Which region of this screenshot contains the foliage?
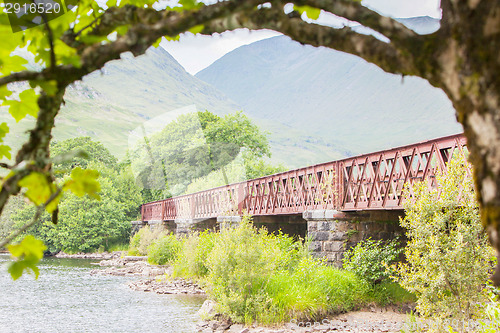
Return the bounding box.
[477,287,500,332]
[342,237,401,285]
[147,234,182,265]
[393,155,495,321]
[128,225,167,256]
[0,0,497,287]
[50,137,118,176]
[11,139,142,253]
[162,217,409,324]
[173,230,217,278]
[129,110,282,197]
[0,195,27,239]
[7,235,46,280]
[243,157,287,180]
[262,257,369,323]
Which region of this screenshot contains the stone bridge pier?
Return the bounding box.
[303,210,405,267]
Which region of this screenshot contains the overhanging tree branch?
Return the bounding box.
[203,7,420,76]
[292,0,421,42]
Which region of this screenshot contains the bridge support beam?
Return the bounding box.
[131,220,146,237]
[216,216,242,230]
[303,210,405,267]
[174,218,218,236]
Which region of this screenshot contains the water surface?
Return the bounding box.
[0,254,205,332]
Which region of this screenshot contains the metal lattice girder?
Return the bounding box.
[140,134,468,221]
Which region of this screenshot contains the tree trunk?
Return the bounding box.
[430,1,500,285]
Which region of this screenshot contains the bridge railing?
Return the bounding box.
[141,133,468,221]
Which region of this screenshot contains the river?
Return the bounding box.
[0,254,205,332]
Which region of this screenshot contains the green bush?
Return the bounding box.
[147,234,181,265]
[173,231,217,278]
[394,154,496,321]
[342,237,401,285]
[205,218,291,323]
[165,216,416,325]
[128,226,166,256]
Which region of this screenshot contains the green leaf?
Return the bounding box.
[7,235,47,280]
[188,24,204,35]
[64,167,101,199]
[294,5,321,20]
[19,172,60,212]
[115,25,130,36]
[54,41,81,67]
[39,80,59,96]
[0,86,12,101]
[106,0,117,7]
[30,80,58,96]
[0,145,12,160]
[3,89,39,122]
[152,37,162,48]
[0,122,9,141]
[178,0,201,10]
[78,35,109,44]
[164,35,180,41]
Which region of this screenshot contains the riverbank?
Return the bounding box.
[195,309,409,333]
[91,255,205,294]
[92,255,412,333]
[55,251,125,260]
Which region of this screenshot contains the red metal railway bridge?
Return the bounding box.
[140,133,468,222]
[137,133,468,265]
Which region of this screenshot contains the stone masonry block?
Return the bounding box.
[336,222,351,232]
[311,231,330,241]
[318,221,332,231]
[309,241,322,252]
[324,210,340,219]
[307,221,318,232]
[330,231,346,241]
[324,241,344,252]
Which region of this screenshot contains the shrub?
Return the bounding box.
[342,237,401,285]
[167,215,415,325]
[393,154,496,321]
[205,217,287,323]
[173,231,217,278]
[128,226,166,256]
[147,234,182,265]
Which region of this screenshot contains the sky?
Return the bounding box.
[160,0,441,75]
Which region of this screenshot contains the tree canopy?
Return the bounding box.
[1,0,500,282]
[11,138,141,254]
[130,110,281,198]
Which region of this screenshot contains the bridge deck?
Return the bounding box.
[141,133,467,221]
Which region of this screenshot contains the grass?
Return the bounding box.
[107,243,129,252]
[137,217,415,325]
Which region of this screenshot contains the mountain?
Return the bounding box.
[3,17,461,170]
[196,19,461,167]
[2,47,240,158]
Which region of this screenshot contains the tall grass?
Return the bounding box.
[128,226,167,256]
[147,234,181,265]
[137,216,414,324]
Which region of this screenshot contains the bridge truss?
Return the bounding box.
[141,133,468,221]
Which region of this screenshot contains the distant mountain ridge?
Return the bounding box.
[196,17,461,167]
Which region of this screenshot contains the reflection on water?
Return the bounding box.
[0,254,205,333]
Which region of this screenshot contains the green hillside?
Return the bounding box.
[1,47,240,159]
